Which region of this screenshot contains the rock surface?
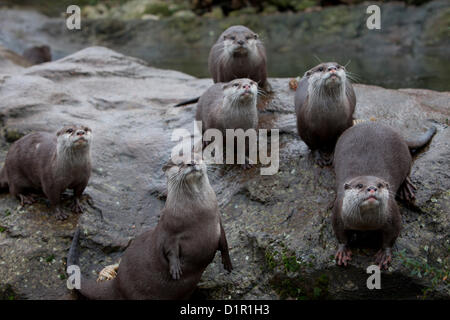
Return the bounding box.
[0,47,448,300]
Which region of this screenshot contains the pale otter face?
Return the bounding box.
[341,176,390,228]
[56,125,92,150]
[305,62,347,90]
[223,78,258,103]
[222,27,259,57]
[163,155,207,187]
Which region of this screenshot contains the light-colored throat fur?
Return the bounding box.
[165,173,217,215]
[222,95,258,130]
[308,79,346,111]
[341,189,389,230]
[55,141,91,174]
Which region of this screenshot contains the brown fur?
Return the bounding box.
[22,45,51,65]
[67,159,232,300]
[208,25,268,89]
[295,62,356,166]
[0,125,92,220]
[332,122,436,268]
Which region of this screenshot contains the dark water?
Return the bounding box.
[1,1,449,91]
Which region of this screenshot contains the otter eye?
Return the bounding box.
[377,183,383,188]
[66,128,73,134]
[233,83,239,87]
[84,127,90,132]
[230,36,236,41]
[318,67,324,72]
[336,65,341,69]
[356,184,363,189]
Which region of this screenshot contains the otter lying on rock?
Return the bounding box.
[295,62,356,166]
[67,157,232,299]
[0,125,92,220]
[332,122,436,269]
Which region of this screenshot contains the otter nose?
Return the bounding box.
[328,66,338,73]
[242,84,251,90]
[237,40,245,46]
[76,130,85,136]
[367,186,377,193]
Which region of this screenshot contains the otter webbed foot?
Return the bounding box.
[375,248,392,270]
[54,207,68,220]
[314,150,333,167]
[170,260,183,280]
[19,194,37,206]
[335,244,352,266]
[71,198,84,214]
[398,176,416,202]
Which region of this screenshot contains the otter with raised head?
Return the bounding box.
[196,78,258,168]
[0,125,92,220]
[295,62,356,166]
[67,157,233,300]
[174,25,267,107]
[332,122,436,269]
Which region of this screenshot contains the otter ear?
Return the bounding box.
[305,71,311,77]
[344,183,351,190]
[162,161,174,173]
[254,34,258,39]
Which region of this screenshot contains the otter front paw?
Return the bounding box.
[19,194,36,206]
[71,199,84,214]
[170,261,183,280]
[97,263,120,282]
[55,208,68,220]
[315,150,333,167]
[375,248,392,270]
[335,244,352,266]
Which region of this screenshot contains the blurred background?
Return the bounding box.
[0,0,449,91]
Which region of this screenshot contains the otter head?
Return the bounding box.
[56,125,92,152]
[305,62,347,94]
[223,78,258,105]
[222,26,260,58]
[341,176,390,229]
[163,154,210,194]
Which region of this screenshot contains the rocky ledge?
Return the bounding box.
[0,47,448,300]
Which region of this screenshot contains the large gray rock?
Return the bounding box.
[0,47,448,300]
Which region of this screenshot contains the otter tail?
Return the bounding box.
[174,97,200,107]
[67,228,120,300]
[405,126,437,152]
[0,166,8,191]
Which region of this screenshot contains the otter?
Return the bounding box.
[0,125,92,220]
[67,157,233,300]
[332,122,436,269]
[196,78,258,168]
[22,45,51,65]
[174,25,268,107]
[295,62,356,166]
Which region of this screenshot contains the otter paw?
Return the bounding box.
[19,194,36,206]
[335,245,352,266]
[71,201,84,214]
[55,209,68,220]
[170,262,183,280]
[315,150,333,167]
[375,249,392,270]
[97,263,119,282]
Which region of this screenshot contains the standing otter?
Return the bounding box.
[0,125,92,220]
[22,45,51,65]
[209,25,268,89]
[174,25,268,107]
[332,122,436,269]
[295,62,356,166]
[196,78,258,168]
[67,157,233,299]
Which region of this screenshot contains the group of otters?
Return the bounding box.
[0,26,436,299]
